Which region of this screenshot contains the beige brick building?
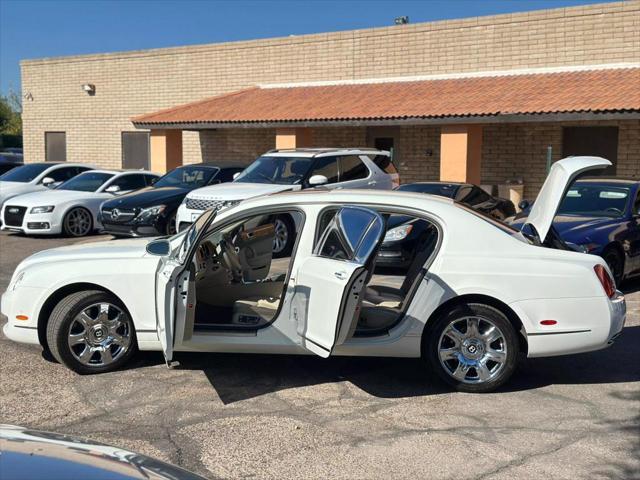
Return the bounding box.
[21,1,640,200]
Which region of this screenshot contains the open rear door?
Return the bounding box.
[292,207,385,357]
[524,156,611,243]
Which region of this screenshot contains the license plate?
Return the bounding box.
[191,213,200,222]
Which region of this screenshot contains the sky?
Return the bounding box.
[0,0,618,95]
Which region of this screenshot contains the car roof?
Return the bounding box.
[263,148,389,158]
[576,177,639,186]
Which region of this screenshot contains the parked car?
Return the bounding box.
[176,148,400,256]
[1,170,159,237]
[511,178,640,285]
[0,156,23,176]
[2,157,626,393]
[100,163,242,237]
[376,214,438,269]
[0,424,207,480]
[0,148,24,164]
[396,182,516,220]
[0,162,93,209]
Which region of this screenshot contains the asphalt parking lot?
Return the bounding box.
[0,230,638,479]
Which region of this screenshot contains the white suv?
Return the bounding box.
[176,148,399,256]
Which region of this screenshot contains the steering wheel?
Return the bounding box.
[219,237,243,283]
[605,207,623,215]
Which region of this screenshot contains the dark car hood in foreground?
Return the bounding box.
[102,186,188,210]
[0,425,208,480]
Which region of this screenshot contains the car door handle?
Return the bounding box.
[334,271,348,280]
[368,181,377,186]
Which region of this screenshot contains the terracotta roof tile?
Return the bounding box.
[133,68,640,125]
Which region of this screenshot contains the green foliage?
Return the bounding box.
[0,90,22,135]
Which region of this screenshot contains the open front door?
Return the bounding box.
[292,207,385,357]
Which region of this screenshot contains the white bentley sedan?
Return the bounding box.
[1,157,626,392]
[1,170,159,237]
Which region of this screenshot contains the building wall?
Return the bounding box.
[20,1,640,168]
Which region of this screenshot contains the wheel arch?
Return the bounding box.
[37,282,122,350]
[421,293,528,356]
[61,204,95,231]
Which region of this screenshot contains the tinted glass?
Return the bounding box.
[558,185,630,217]
[111,174,148,191]
[47,166,85,183]
[154,165,218,189]
[308,156,339,184]
[316,207,381,263]
[353,215,384,264]
[457,186,491,206]
[0,163,52,182]
[58,172,114,192]
[634,191,640,216]
[340,155,368,182]
[217,168,243,183]
[371,154,398,175]
[339,208,374,251]
[144,174,158,186]
[235,156,314,185]
[396,183,459,198]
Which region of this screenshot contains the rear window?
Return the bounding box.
[370,154,398,176]
[456,203,525,238]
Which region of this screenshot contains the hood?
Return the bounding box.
[524,156,611,243]
[0,182,41,204]
[103,186,187,210]
[18,237,151,270]
[0,425,207,480]
[5,188,102,207]
[187,182,299,201]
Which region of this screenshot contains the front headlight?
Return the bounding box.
[221,200,241,209]
[383,224,413,243]
[136,205,166,221]
[30,206,54,214]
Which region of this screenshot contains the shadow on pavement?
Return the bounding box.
[126,325,640,404]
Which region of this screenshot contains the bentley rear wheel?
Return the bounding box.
[46,290,137,374]
[425,303,519,393]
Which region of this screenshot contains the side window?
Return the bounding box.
[145,174,158,186]
[461,186,491,206]
[339,155,369,182]
[215,168,237,183]
[46,167,79,183]
[370,154,398,176]
[111,174,147,191]
[634,191,640,216]
[309,156,339,184]
[315,207,383,262]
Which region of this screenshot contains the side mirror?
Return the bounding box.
[308,174,328,186]
[146,238,171,256]
[233,172,241,180]
[149,177,158,185]
[105,185,121,194]
[41,177,55,187]
[518,200,530,211]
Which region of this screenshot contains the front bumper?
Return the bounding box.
[0,211,61,235]
[1,288,41,346]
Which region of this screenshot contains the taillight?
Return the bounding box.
[594,264,616,298]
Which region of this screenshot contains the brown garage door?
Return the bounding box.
[562,126,618,175]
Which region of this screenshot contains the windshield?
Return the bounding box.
[234,156,314,185]
[0,163,52,183]
[558,184,630,217]
[396,183,459,198]
[154,165,218,189]
[58,172,114,192]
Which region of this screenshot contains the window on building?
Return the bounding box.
[339,155,369,182]
[309,156,339,184]
[563,127,618,176]
[122,132,150,169]
[45,132,66,162]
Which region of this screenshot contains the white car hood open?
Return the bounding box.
[18,238,151,270]
[525,156,611,242]
[187,182,300,202]
[6,189,101,208]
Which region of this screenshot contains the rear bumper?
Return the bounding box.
[519,291,626,358]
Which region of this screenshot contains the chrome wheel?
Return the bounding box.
[65,208,92,236]
[438,316,507,384]
[272,218,289,254]
[67,302,132,367]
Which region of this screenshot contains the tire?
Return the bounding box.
[602,247,624,287]
[165,212,177,236]
[62,207,93,237]
[46,290,137,374]
[424,302,519,393]
[272,214,295,258]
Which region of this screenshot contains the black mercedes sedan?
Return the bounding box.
[100,163,243,236]
[396,182,516,220]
